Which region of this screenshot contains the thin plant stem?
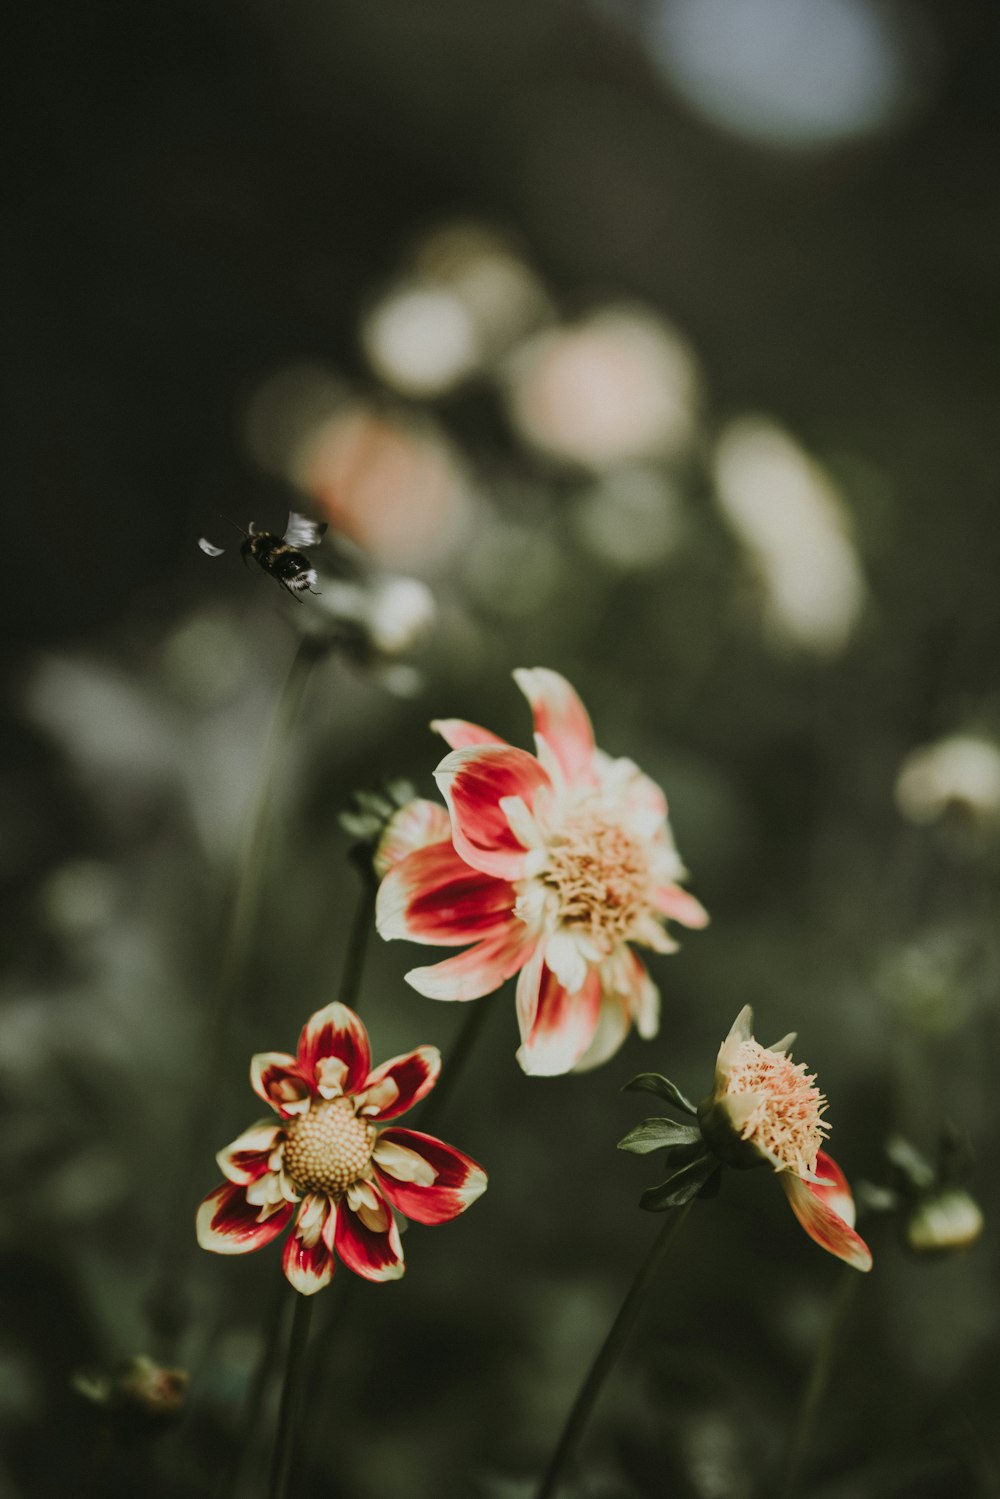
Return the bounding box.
[534,1202,694,1499]
[413,999,493,1138]
[146,634,324,1354]
[779,1266,860,1499]
[267,1292,315,1499]
[217,1280,288,1499]
[337,877,376,1010]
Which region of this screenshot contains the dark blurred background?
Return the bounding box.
[4,2,1000,1495]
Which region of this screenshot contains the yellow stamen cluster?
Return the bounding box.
[281,1097,376,1196]
[542,809,650,954]
[723,1039,829,1177]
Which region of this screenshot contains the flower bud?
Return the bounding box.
[904,1188,984,1257]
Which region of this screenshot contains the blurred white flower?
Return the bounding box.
[895,735,1000,825]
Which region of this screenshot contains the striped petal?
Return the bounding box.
[373,1128,488,1225]
[432,718,507,750]
[781,1152,873,1272]
[516,961,603,1076]
[513,668,597,786]
[376,841,516,947]
[334,1187,405,1281]
[196,1181,293,1256]
[654,884,710,930]
[282,1195,337,1294]
[406,922,538,1002]
[434,745,552,879]
[250,1053,313,1118]
[296,1002,371,1098]
[572,993,631,1072]
[374,799,451,878]
[358,1045,441,1120]
[216,1121,284,1185]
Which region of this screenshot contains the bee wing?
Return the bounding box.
[283,511,328,549]
[198,538,226,557]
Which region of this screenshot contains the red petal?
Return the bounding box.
[781,1153,873,1272]
[516,960,603,1076]
[359,1045,441,1120]
[376,841,516,947]
[512,668,597,785]
[434,745,551,878]
[374,1128,488,1225]
[195,1182,293,1255]
[334,1192,405,1281]
[282,1199,337,1294]
[249,1053,313,1118]
[406,922,538,1002]
[654,884,710,930]
[216,1121,284,1185]
[296,1003,371,1097]
[432,718,507,750]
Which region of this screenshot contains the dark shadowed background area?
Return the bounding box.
[4,2,1000,1495]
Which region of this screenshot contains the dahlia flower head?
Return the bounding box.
[196,1002,487,1294]
[620,1006,873,1271]
[376,668,708,1076]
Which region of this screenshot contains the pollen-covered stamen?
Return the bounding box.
[281,1097,376,1196]
[539,808,652,954]
[723,1039,830,1177]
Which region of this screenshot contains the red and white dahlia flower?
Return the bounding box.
[703,1006,872,1271]
[196,1002,487,1294]
[376,668,708,1076]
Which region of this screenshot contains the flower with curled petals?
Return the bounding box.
[376,668,708,1076]
[620,1006,872,1271]
[196,1002,487,1294]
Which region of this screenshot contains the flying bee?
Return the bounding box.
[198,512,328,599]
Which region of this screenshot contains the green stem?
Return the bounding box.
[779,1267,859,1499]
[338,879,376,1010]
[146,635,324,1354]
[534,1202,693,1499]
[267,1292,315,1499]
[413,999,492,1139]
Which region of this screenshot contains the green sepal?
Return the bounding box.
[617,1118,704,1155]
[639,1152,720,1212]
[622,1072,698,1117]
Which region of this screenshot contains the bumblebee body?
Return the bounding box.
[199,512,327,598]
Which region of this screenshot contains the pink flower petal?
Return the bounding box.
[654,884,710,930]
[512,668,597,786]
[195,1182,293,1256]
[374,799,451,877]
[282,1197,337,1294]
[516,961,603,1076]
[406,922,538,1002]
[250,1053,313,1118]
[334,1189,405,1281]
[432,718,507,750]
[435,745,552,879]
[376,841,517,947]
[373,1128,488,1225]
[216,1121,284,1185]
[296,1003,371,1098]
[359,1045,442,1120]
[781,1153,873,1272]
[572,993,631,1071]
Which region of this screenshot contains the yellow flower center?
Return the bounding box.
[281,1097,376,1196]
[724,1039,829,1176]
[541,808,651,954]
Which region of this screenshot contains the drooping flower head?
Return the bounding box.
[376,668,708,1076]
[196,1002,487,1294]
[619,1006,872,1271]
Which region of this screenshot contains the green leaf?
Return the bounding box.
[639,1153,719,1212]
[622,1072,698,1117]
[617,1118,704,1155]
